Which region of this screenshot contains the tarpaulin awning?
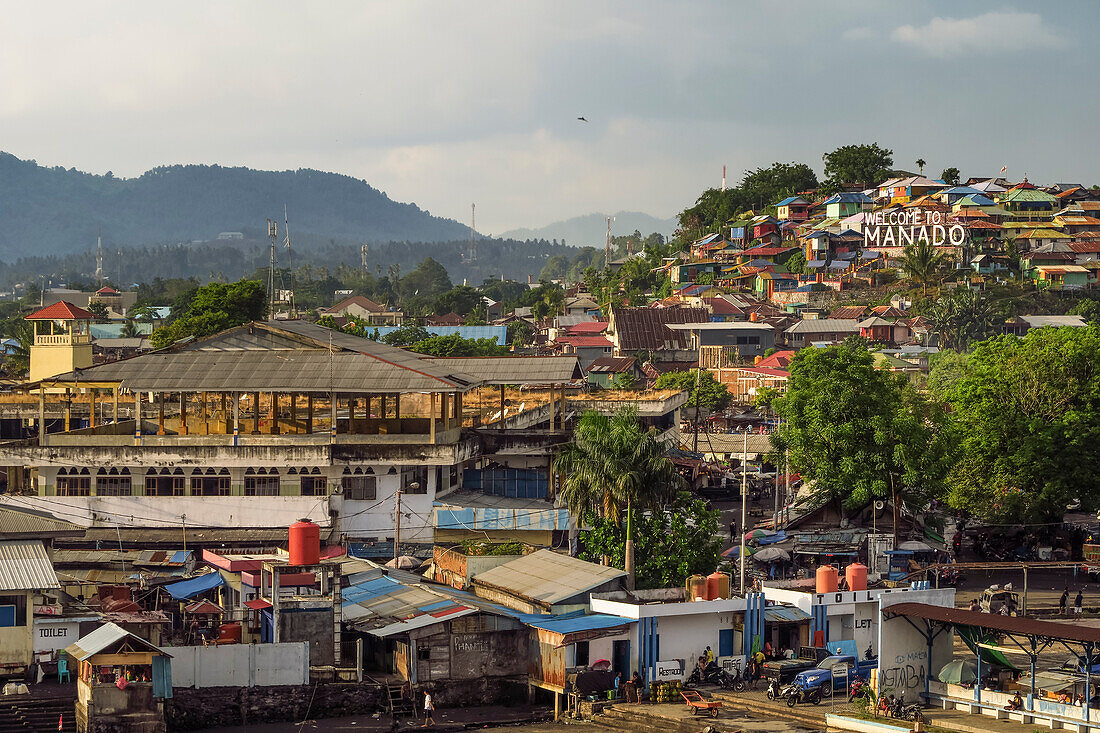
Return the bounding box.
[164,572,225,600]
[524,613,635,647]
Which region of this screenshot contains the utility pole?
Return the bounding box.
[740,429,748,595]
[692,328,702,453]
[393,488,402,562]
[784,446,790,526]
[773,416,781,529]
[267,219,277,320]
[284,205,294,318]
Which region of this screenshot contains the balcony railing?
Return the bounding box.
[35,333,91,346]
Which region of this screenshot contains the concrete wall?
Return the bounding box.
[0,591,32,669]
[875,590,955,697]
[278,609,334,666]
[170,642,309,688]
[167,682,386,731]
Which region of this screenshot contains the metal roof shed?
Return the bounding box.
[0,539,60,591]
[470,549,627,613]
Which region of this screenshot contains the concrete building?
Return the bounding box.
[0,539,63,677]
[26,301,94,382]
[3,321,583,552]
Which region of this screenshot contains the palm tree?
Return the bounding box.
[928,289,1000,350]
[1,322,33,376]
[901,239,948,296]
[916,158,926,175]
[120,319,139,338]
[554,406,683,589]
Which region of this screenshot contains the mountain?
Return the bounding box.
[0,152,472,261]
[499,211,677,247]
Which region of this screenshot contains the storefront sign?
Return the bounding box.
[33,604,61,616]
[864,209,966,249]
[654,659,685,681]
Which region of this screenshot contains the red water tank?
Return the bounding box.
[816,565,839,594]
[845,562,868,592]
[288,518,320,566]
[706,572,731,600]
[217,622,242,644]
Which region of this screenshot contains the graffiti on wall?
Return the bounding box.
[880,649,927,693]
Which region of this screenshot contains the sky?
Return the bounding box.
[1,1,1098,235]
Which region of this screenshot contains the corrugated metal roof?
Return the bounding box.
[0,540,60,591]
[523,613,634,634]
[0,505,83,539]
[883,603,1100,644]
[471,550,625,606]
[610,307,709,352]
[423,356,581,384]
[785,319,860,335]
[678,432,773,455]
[765,605,812,622]
[65,621,170,661]
[42,321,481,393]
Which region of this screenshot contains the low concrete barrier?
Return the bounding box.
[826,713,912,733]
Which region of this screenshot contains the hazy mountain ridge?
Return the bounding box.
[0,152,473,261]
[500,211,676,247]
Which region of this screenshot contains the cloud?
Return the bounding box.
[891,10,1065,58]
[842,27,874,42]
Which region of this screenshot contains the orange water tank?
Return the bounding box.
[288,518,320,566]
[816,565,839,594]
[706,572,731,600]
[687,574,707,601]
[217,622,242,644]
[845,562,868,592]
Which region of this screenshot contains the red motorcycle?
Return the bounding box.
[848,676,867,702]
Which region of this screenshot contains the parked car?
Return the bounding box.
[979,586,1020,615]
[790,654,878,696]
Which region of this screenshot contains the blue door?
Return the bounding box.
[718,629,735,658]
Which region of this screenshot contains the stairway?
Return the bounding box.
[710,689,829,728]
[386,684,415,720]
[0,698,76,733]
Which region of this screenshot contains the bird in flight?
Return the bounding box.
[577,116,588,122]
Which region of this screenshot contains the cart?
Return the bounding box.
[681,689,722,718]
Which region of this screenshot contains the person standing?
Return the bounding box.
[1076,589,1084,616]
[1060,587,1069,616]
[421,691,435,728]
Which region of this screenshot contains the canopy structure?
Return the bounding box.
[164,572,225,601]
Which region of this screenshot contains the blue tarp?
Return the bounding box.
[521,613,634,634]
[164,572,224,600]
[757,530,787,546]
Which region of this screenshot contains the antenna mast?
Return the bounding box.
[284,204,294,318]
[266,219,277,320]
[95,231,104,283]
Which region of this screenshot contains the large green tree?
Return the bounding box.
[150,279,266,348]
[822,143,894,189]
[554,406,683,588]
[927,289,1001,350]
[945,326,1100,522]
[580,491,722,590]
[773,338,953,540]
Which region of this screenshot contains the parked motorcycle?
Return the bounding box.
[848,677,867,703]
[784,682,822,707]
[686,661,740,690]
[766,678,783,701]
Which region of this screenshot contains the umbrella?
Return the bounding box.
[385,555,422,570]
[722,545,753,559]
[898,540,934,553]
[591,659,611,671]
[938,659,978,684]
[753,547,791,563]
[744,529,776,542]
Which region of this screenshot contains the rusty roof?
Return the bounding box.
[610,307,709,352]
[883,602,1100,644]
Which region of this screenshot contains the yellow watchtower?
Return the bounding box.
[26,301,94,382]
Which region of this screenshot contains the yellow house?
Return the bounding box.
[27,301,94,382]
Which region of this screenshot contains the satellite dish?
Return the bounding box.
[875,501,885,510]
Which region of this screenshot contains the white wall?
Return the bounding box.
[0,494,327,528]
[170,642,310,688]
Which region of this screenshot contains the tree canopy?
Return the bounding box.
[677,162,818,240]
[944,326,1100,522]
[653,369,732,411]
[150,279,267,348]
[773,338,953,527]
[822,143,894,190]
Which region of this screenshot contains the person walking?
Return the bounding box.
[1060,587,1069,616]
[1076,589,1084,616]
[421,691,435,727]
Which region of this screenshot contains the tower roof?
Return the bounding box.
[25,301,95,320]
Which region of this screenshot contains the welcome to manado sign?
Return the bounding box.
[864,209,967,251]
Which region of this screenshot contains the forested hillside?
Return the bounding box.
[0,152,472,260]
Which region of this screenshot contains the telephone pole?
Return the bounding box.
[740,429,748,594]
[393,489,402,562]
